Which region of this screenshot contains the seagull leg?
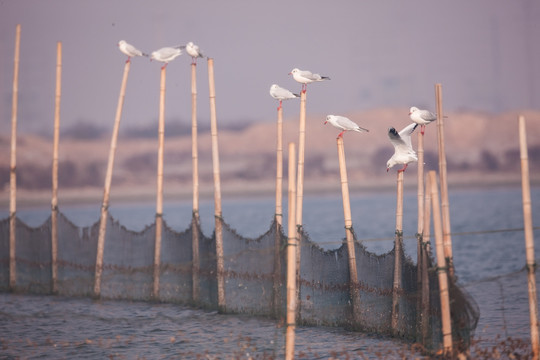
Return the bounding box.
[398,164,408,173]
[302,84,307,94]
[126,57,131,64]
[421,125,425,135]
[278,100,282,111]
[337,131,344,139]
[161,63,168,70]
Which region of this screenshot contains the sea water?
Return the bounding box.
[1,186,539,358]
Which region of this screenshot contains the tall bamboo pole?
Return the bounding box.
[421,172,432,344]
[416,127,425,337]
[429,170,453,355]
[518,115,539,359]
[435,84,454,276]
[9,24,21,291]
[336,137,361,323]
[208,58,225,310]
[51,41,62,294]
[153,66,166,299]
[285,142,297,360]
[273,101,284,316]
[191,62,201,303]
[391,170,404,332]
[93,57,131,298]
[295,90,307,311]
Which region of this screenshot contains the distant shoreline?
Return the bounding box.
[2,172,537,209]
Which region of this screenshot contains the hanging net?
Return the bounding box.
[0,211,479,354]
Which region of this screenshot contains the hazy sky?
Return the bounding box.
[1,0,539,134]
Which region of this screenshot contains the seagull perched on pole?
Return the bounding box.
[409,106,437,135]
[177,41,204,65]
[386,123,419,173]
[324,115,369,139]
[288,68,330,93]
[150,46,183,69]
[117,40,148,63]
[269,84,299,110]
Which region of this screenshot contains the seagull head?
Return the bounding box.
[289,68,299,76]
[409,106,419,116]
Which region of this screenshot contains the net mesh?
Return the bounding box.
[0,211,479,353]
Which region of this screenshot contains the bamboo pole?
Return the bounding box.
[429,170,453,355]
[273,101,284,316]
[9,24,21,291]
[285,142,297,360]
[51,41,62,294]
[416,125,425,337]
[391,170,404,332]
[93,57,131,298]
[295,90,307,311]
[153,66,166,299]
[435,84,454,276]
[421,171,432,344]
[336,137,361,323]
[518,115,540,359]
[191,62,200,303]
[208,58,225,310]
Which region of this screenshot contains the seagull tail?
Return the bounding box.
[322,76,331,80]
[293,93,300,98]
[142,53,149,57]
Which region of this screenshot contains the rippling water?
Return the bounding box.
[1,186,539,358]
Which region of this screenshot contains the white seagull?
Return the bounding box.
[288,68,330,93]
[409,106,437,135]
[386,123,419,173]
[150,47,183,68]
[324,115,369,139]
[269,84,300,110]
[178,41,204,65]
[118,40,148,62]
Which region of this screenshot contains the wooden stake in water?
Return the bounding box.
[285,142,297,360]
[273,99,284,316]
[416,124,425,337]
[336,137,361,324]
[51,41,62,294]
[94,57,131,298]
[208,58,225,310]
[518,115,540,359]
[429,170,453,355]
[391,170,404,332]
[421,172,432,344]
[9,24,21,291]
[191,61,201,303]
[435,84,454,276]
[153,66,167,299]
[295,90,307,310]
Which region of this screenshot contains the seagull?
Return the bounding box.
[117,40,148,63]
[288,68,330,93]
[386,123,419,173]
[269,84,300,110]
[409,106,437,135]
[324,115,369,139]
[150,47,183,68]
[178,41,204,65]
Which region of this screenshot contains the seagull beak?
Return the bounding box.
[288,72,292,75]
[324,121,327,125]
[386,168,389,172]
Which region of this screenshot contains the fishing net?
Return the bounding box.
[0,211,479,354]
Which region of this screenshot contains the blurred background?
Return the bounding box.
[1,0,539,200]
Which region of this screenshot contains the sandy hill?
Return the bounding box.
[1,108,539,204]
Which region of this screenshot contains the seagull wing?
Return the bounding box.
[397,123,418,149]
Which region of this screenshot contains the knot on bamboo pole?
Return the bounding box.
[395,229,403,237]
[51,204,59,212]
[435,266,448,274]
[526,262,537,273]
[214,214,224,221]
[296,224,303,233]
